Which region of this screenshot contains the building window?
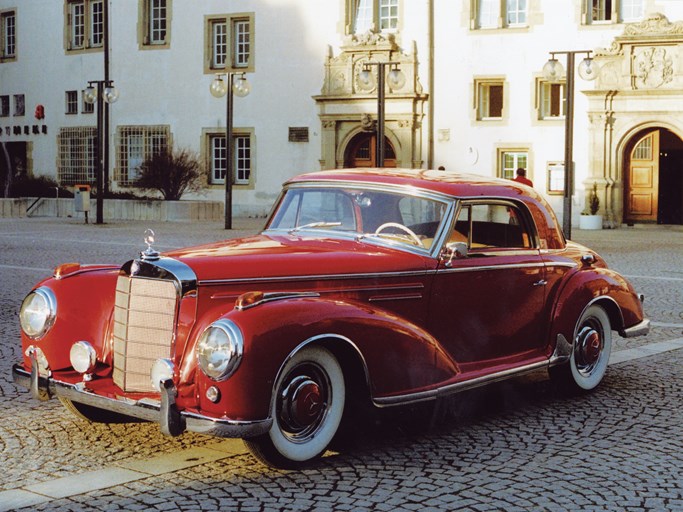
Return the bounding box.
[141,0,169,47]
[500,150,528,180]
[472,0,527,29]
[1,9,16,61]
[620,0,643,21]
[13,94,24,116]
[205,13,253,73]
[351,0,399,33]
[66,0,104,51]
[591,0,611,22]
[475,80,504,120]
[208,132,252,185]
[57,127,97,185]
[116,125,170,186]
[66,91,78,114]
[537,80,566,119]
[0,95,9,117]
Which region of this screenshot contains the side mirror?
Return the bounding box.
[444,241,468,267]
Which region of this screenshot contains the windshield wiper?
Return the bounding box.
[289,221,342,234]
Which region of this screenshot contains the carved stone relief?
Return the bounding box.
[632,46,673,89]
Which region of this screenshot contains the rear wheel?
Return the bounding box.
[244,346,345,468]
[550,304,612,393]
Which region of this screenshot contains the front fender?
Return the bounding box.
[192,297,458,420]
[549,266,646,351]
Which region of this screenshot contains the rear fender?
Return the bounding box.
[549,267,644,352]
[191,296,458,420]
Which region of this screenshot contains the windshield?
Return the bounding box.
[267,185,451,251]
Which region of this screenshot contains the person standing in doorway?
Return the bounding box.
[513,168,533,187]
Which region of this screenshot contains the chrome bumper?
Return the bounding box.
[12,363,272,439]
[619,318,651,338]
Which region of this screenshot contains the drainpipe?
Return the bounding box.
[103,0,111,194]
[427,0,435,169]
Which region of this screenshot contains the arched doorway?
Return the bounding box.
[345,133,396,168]
[624,128,683,224]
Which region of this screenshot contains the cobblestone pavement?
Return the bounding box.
[0,218,681,511]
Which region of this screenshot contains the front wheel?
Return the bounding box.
[550,304,612,393]
[244,346,345,468]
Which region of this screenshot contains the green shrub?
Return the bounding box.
[9,175,74,198]
[135,148,206,201]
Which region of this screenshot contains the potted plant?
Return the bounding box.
[579,183,603,230]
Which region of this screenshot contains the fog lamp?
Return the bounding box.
[70,341,97,374]
[206,386,221,403]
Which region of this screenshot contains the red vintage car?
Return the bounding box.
[13,169,649,467]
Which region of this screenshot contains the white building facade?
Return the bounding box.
[1,0,683,226]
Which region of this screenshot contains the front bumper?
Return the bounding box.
[619,318,651,338]
[12,363,272,439]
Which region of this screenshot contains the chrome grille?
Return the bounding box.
[113,275,178,392]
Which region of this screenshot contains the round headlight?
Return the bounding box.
[196,320,243,380]
[70,341,97,374]
[20,287,57,339]
[151,358,175,392]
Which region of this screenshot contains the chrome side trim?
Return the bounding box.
[200,269,433,286]
[373,359,550,407]
[619,318,651,338]
[235,291,320,311]
[12,364,272,439]
[436,262,546,275]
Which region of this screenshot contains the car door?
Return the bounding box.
[428,200,547,367]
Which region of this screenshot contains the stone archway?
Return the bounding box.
[586,13,683,226]
[344,132,397,168]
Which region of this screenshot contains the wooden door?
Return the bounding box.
[625,130,659,223]
[347,134,396,168]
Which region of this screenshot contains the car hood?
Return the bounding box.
[164,234,432,282]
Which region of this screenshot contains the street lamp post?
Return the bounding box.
[210,73,251,230]
[84,80,119,225]
[543,51,597,238]
[359,62,405,167]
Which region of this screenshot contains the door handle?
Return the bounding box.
[533,279,547,287]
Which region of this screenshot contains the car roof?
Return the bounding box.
[286,168,566,250]
[289,168,534,200]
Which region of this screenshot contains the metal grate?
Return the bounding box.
[57,127,97,185]
[113,275,177,392]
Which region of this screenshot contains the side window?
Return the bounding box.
[452,202,533,249]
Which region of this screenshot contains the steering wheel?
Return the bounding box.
[374,222,424,247]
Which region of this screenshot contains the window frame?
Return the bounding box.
[0,95,9,117]
[453,200,536,252]
[536,78,567,120]
[346,0,400,35]
[65,0,104,53]
[470,0,529,30]
[0,9,17,62]
[66,90,78,115]
[139,0,171,49]
[57,126,98,185]
[204,12,254,74]
[13,93,24,117]
[115,125,171,186]
[498,149,529,181]
[474,78,505,121]
[205,128,254,187]
[583,0,643,24]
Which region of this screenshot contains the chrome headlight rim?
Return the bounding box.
[196,319,244,381]
[20,287,57,340]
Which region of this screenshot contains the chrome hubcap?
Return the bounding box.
[277,364,330,443]
[575,321,603,376]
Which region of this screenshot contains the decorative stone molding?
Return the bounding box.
[315,29,427,170]
[622,13,683,38]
